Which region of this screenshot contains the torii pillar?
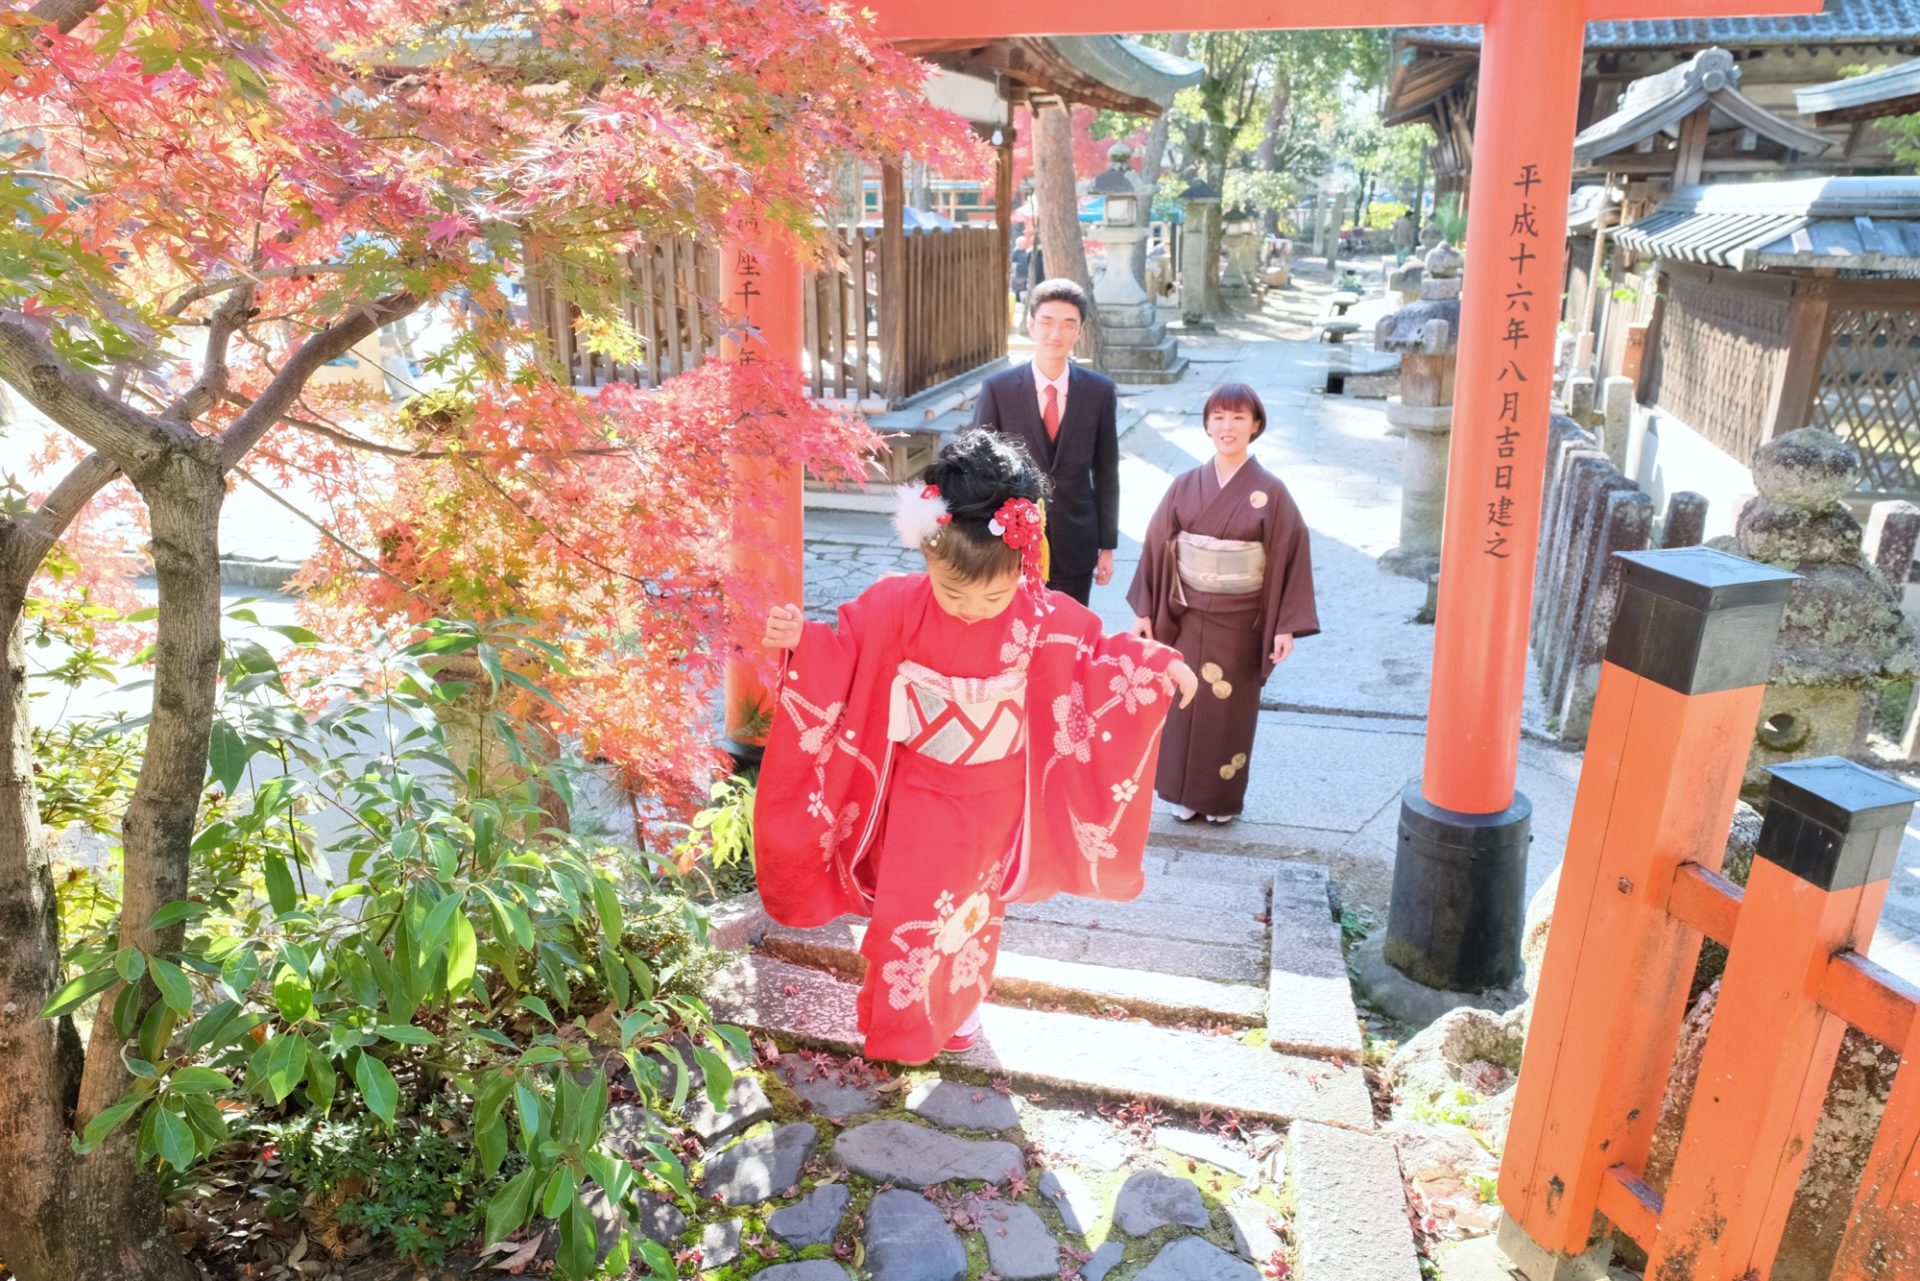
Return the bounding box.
[732,0,1818,983]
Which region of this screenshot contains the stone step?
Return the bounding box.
[1007,893,1268,947]
[709,954,1375,1129]
[1000,919,1266,982]
[1289,1122,1421,1281]
[759,917,1265,1027]
[1267,866,1365,1059]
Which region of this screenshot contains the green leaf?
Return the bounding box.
[262,855,296,916]
[518,995,555,1028]
[187,1000,241,1052]
[207,720,249,797]
[250,1033,308,1105]
[541,1165,578,1221]
[555,1193,597,1281]
[354,1053,399,1124]
[692,1047,734,1112]
[148,900,209,930]
[77,1096,144,1153]
[220,946,261,998]
[446,912,477,995]
[113,947,146,984]
[41,967,118,1019]
[484,1166,540,1245]
[306,1042,337,1115]
[112,983,144,1037]
[590,877,624,941]
[151,1105,195,1172]
[272,968,312,1023]
[267,624,322,645]
[167,1067,230,1095]
[148,957,193,1017]
[635,1238,674,1281]
[372,1024,439,1046]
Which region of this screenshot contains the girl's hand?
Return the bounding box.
[763,604,803,651]
[1168,659,1198,708]
[1271,632,1295,665]
[1131,615,1153,640]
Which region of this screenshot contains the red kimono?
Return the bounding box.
[754,574,1179,1063]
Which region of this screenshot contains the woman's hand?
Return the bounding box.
[1270,632,1295,665]
[1168,659,1198,708]
[762,604,803,651]
[1130,615,1153,640]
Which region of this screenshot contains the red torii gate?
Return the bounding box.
[722,0,1817,1050]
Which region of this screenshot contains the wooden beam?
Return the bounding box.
[864,0,1820,38]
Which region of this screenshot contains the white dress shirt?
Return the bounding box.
[1032,361,1070,424]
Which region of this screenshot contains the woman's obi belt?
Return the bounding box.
[1174,532,1266,596]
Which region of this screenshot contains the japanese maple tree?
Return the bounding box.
[0,1,974,1277]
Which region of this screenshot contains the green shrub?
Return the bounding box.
[43,617,742,1280]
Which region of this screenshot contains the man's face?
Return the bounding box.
[1031,300,1083,363]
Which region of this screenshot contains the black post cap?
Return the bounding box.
[1757,757,1920,892]
[1603,548,1799,695]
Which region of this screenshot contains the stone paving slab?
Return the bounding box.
[1290,1122,1421,1281]
[1266,865,1365,1059]
[834,1119,1024,1188]
[1135,1236,1261,1281]
[867,1189,968,1281]
[1006,894,1267,947]
[709,956,1374,1127]
[758,919,1267,1025]
[1154,848,1291,885]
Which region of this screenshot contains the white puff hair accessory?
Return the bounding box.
[893,484,952,550]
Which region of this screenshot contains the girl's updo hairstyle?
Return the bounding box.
[920,430,1051,584]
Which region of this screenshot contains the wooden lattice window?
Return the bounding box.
[1811,305,1920,496]
[1644,264,1794,466]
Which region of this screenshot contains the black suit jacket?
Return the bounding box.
[969,362,1119,578]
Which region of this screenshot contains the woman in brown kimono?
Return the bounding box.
[1126,383,1318,823]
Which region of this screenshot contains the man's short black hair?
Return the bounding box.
[1028,277,1090,321]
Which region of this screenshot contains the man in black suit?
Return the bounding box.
[968,278,1118,604]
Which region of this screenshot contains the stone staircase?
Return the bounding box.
[707,845,1425,1280]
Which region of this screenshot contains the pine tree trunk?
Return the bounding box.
[0,449,223,1281]
[1034,101,1104,370]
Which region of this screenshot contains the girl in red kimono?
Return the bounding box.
[1126,383,1318,825]
[755,431,1198,1064]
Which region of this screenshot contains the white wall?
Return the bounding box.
[1626,405,1757,544]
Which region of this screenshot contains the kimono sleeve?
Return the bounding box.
[1258,483,1320,681]
[752,592,882,927]
[1020,619,1180,905]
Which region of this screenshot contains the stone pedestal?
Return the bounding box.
[1263,238,1293,289]
[1178,186,1220,332]
[1222,225,1260,297]
[1375,242,1465,581]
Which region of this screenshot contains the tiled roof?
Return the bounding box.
[1401,1,1920,51]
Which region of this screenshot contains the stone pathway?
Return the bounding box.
[682,844,1424,1281]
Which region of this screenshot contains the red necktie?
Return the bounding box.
[1043,384,1061,441]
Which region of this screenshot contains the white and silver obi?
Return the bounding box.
[887,662,1028,765]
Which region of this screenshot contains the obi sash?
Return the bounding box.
[1174,532,1266,597]
[887,662,1028,765]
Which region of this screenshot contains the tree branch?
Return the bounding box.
[28,0,104,36]
[216,291,420,472]
[162,284,254,424]
[165,263,357,317]
[0,319,186,474]
[0,451,121,595]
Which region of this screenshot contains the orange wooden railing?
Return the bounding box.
[1498,546,1920,1281]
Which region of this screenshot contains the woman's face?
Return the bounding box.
[1207,407,1259,458]
[927,557,1021,624]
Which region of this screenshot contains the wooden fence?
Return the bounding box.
[530,225,1007,408]
[1499,545,1920,1280]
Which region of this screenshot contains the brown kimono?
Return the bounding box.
[1126,458,1319,816]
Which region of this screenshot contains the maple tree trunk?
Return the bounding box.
[0,454,221,1281]
[1033,101,1104,370]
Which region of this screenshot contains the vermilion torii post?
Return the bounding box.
[721,232,805,745]
[740,0,1818,940]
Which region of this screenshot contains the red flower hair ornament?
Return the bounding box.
[989,497,1046,587]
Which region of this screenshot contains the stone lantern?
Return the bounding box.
[1178,177,1220,330]
[1089,144,1185,383]
[1221,206,1260,298]
[1376,240,1467,580]
[1720,428,1920,791]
